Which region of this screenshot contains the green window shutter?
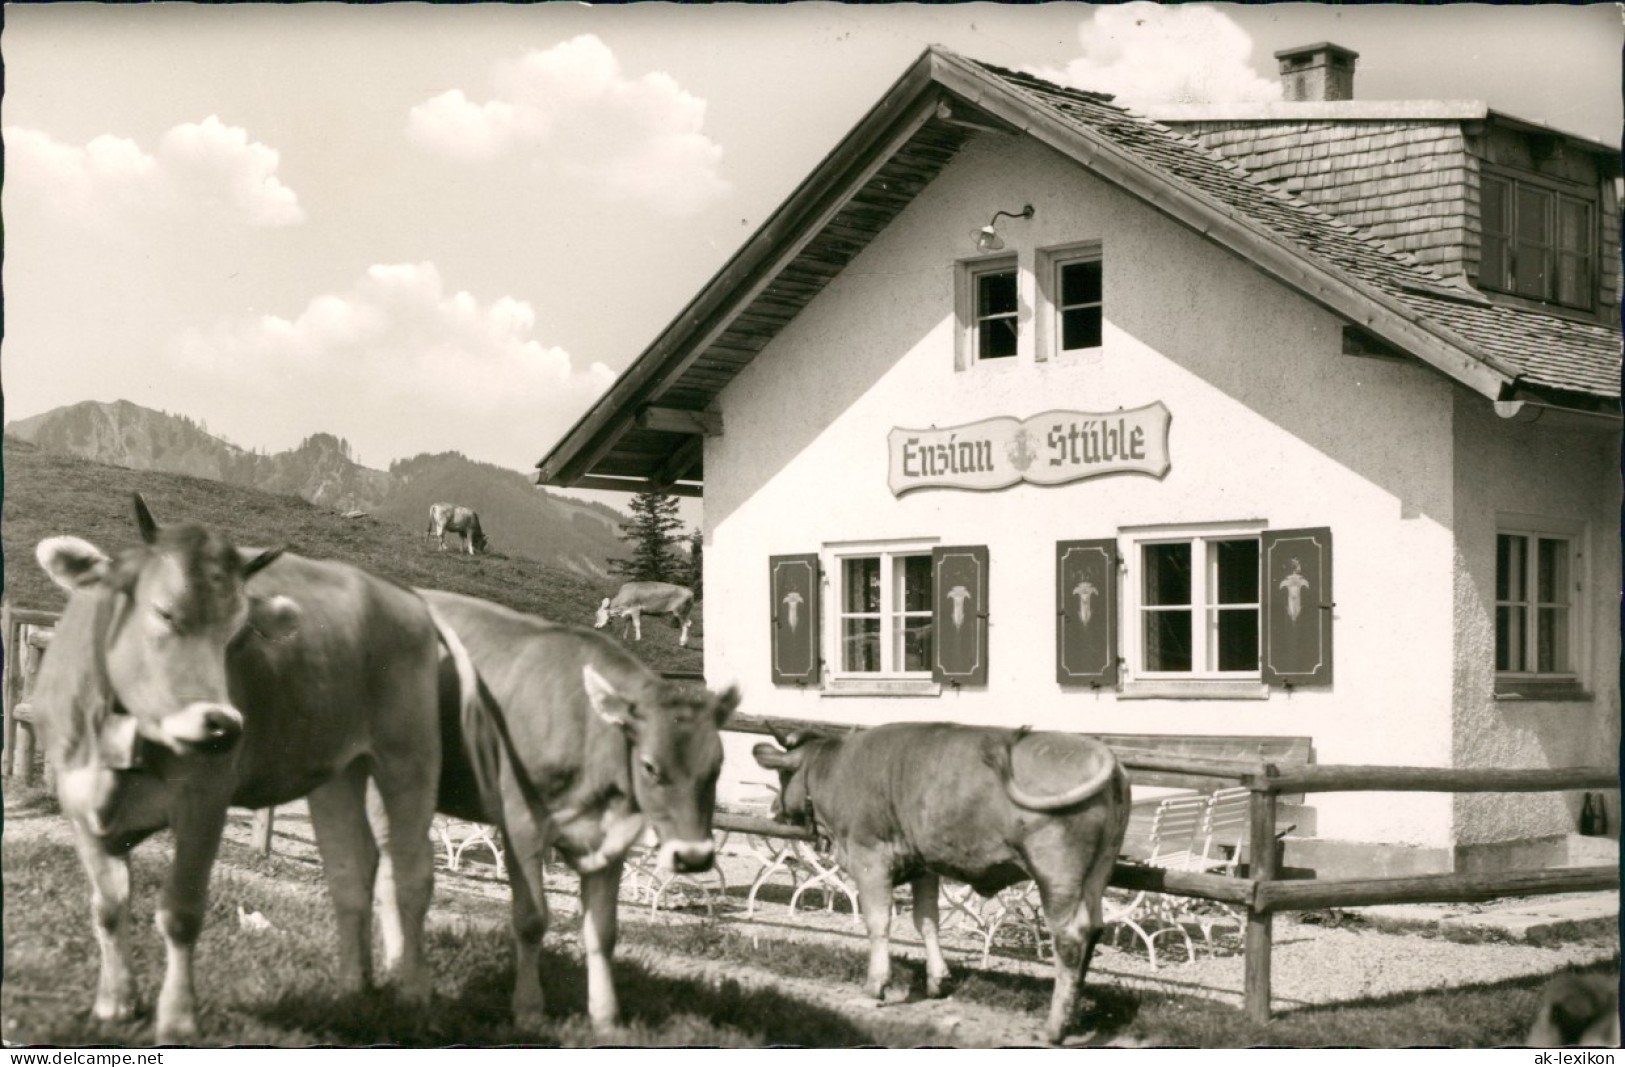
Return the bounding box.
[1261,528,1333,686]
[770,554,821,687]
[932,545,989,686]
[1056,539,1118,687]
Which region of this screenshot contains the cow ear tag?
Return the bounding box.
[99,714,145,770]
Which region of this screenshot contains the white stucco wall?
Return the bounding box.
[1449,394,1622,845]
[702,133,1493,849]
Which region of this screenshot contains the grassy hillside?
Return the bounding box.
[377,451,628,579]
[2,439,701,673]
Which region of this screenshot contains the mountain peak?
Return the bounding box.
[6,399,628,578]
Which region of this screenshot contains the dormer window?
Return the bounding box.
[1478,171,1596,310]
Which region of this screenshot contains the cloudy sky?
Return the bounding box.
[4,3,1619,497]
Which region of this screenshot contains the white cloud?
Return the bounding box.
[1029,3,1283,106]
[3,117,304,230]
[171,262,615,468]
[408,35,730,216]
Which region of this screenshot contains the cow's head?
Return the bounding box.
[751,728,838,828]
[583,664,738,873]
[35,494,300,758]
[593,598,613,629]
[472,529,490,554]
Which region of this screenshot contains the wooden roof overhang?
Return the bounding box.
[537,48,1619,495]
[535,54,987,497]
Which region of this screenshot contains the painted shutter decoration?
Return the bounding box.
[770,554,821,687]
[1056,539,1118,687]
[1261,528,1333,686]
[932,545,989,686]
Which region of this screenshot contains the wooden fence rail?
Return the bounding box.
[1111,750,1618,1026]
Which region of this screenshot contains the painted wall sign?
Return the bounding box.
[887,402,1172,496]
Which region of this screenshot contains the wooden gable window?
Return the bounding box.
[956,255,1020,368]
[1058,257,1103,351]
[1037,242,1103,361]
[1479,172,1596,310]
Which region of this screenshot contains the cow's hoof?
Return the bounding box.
[392,972,433,1006]
[93,995,137,1023]
[155,1019,199,1047]
[513,1008,547,1036]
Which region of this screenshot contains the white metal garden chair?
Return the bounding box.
[431,816,507,878]
[1104,792,1213,967]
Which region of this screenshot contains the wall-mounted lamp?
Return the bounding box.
[972,204,1035,252]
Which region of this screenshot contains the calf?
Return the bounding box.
[427,588,737,1032]
[754,723,1129,1044]
[594,581,695,647]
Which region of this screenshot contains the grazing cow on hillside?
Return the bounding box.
[427,502,488,555]
[754,723,1129,1045]
[594,581,695,647]
[425,588,738,1033]
[33,495,474,1044]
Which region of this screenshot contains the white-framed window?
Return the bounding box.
[1495,520,1583,682]
[955,255,1020,369]
[1038,242,1103,359]
[1124,524,1262,679]
[828,541,935,677]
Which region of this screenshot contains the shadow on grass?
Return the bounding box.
[255,940,884,1047]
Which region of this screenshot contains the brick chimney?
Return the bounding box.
[1275,43,1359,102]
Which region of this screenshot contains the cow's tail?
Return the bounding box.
[983,727,1118,812]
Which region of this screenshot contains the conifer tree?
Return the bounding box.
[607,491,685,583]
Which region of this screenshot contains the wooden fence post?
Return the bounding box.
[3,602,16,780]
[252,808,276,857]
[1244,764,1280,1026]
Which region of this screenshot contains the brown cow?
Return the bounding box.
[33,495,472,1044]
[594,581,695,647]
[426,588,738,1032]
[427,502,488,555]
[753,723,1129,1045]
[1527,973,1621,1047]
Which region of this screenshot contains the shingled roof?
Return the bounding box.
[976,61,1622,403]
[537,48,1621,494]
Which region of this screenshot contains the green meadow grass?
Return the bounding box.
[5,789,1612,1049]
